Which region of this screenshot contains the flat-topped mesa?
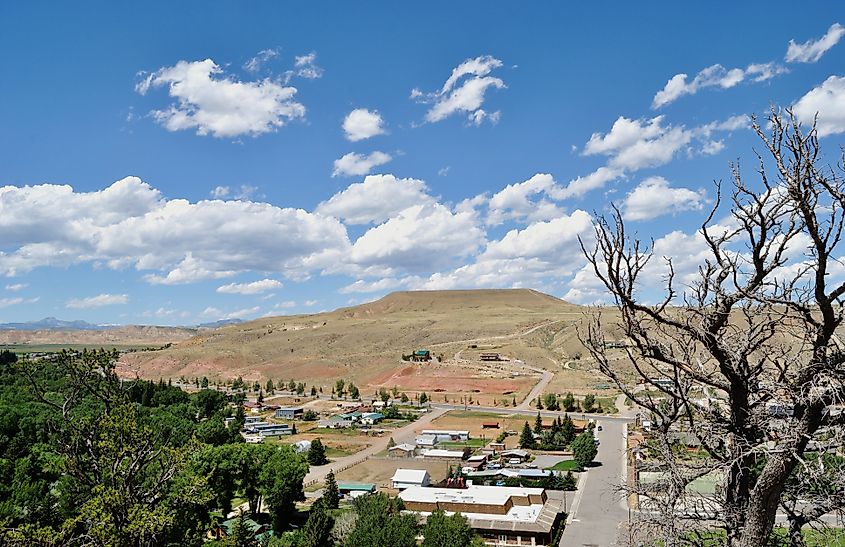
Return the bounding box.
[340,288,571,318]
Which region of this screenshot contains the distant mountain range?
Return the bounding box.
[0,317,114,331]
[0,317,245,331]
[195,319,244,329]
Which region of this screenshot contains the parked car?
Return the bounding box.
[597,425,603,431]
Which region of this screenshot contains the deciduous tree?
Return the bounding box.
[581,110,845,546]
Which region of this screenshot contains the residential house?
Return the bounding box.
[388,443,417,457]
[420,429,470,441]
[360,412,384,425]
[500,449,530,462]
[415,435,438,448]
[275,407,304,420]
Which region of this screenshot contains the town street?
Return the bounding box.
[559,418,630,546]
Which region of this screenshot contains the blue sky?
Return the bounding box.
[0,2,843,325]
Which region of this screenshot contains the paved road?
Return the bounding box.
[560,418,631,546]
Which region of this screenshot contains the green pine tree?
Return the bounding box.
[324,470,340,509]
[519,421,536,449]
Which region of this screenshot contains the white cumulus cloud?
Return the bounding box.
[786,23,844,63]
[317,174,433,224]
[413,55,506,124]
[622,176,707,221]
[66,294,128,309]
[583,116,693,171]
[0,177,351,284]
[294,52,323,79]
[793,75,845,136]
[653,62,787,109]
[332,151,392,177]
[216,279,283,294]
[137,59,305,138]
[343,108,386,141]
[487,173,566,225]
[349,203,484,272]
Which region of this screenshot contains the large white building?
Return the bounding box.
[420,429,470,441]
[391,468,431,490]
[399,485,565,546]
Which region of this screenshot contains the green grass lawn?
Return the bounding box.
[438,438,487,449]
[594,397,618,414]
[308,427,361,436]
[325,447,355,458]
[681,528,845,546]
[546,459,580,471]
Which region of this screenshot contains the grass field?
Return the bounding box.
[438,438,487,449]
[679,528,845,546]
[546,459,580,471]
[118,289,628,403]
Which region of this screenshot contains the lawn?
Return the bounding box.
[679,528,845,546]
[438,438,487,449]
[325,446,355,458]
[546,459,580,471]
[308,427,361,436]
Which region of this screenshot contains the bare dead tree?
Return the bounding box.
[580,109,845,547]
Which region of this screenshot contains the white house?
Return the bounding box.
[388,443,417,457]
[391,468,431,490]
[420,429,469,441]
[415,435,437,447]
[361,412,384,425]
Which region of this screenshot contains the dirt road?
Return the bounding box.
[302,405,449,485]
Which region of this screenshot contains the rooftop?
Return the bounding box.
[391,469,430,483]
[421,449,465,458]
[337,482,376,492]
[389,443,417,452]
[399,485,544,506]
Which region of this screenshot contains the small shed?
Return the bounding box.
[480,353,502,361]
[482,422,499,429]
[391,469,431,490]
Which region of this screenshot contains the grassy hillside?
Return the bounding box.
[118,289,625,402]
